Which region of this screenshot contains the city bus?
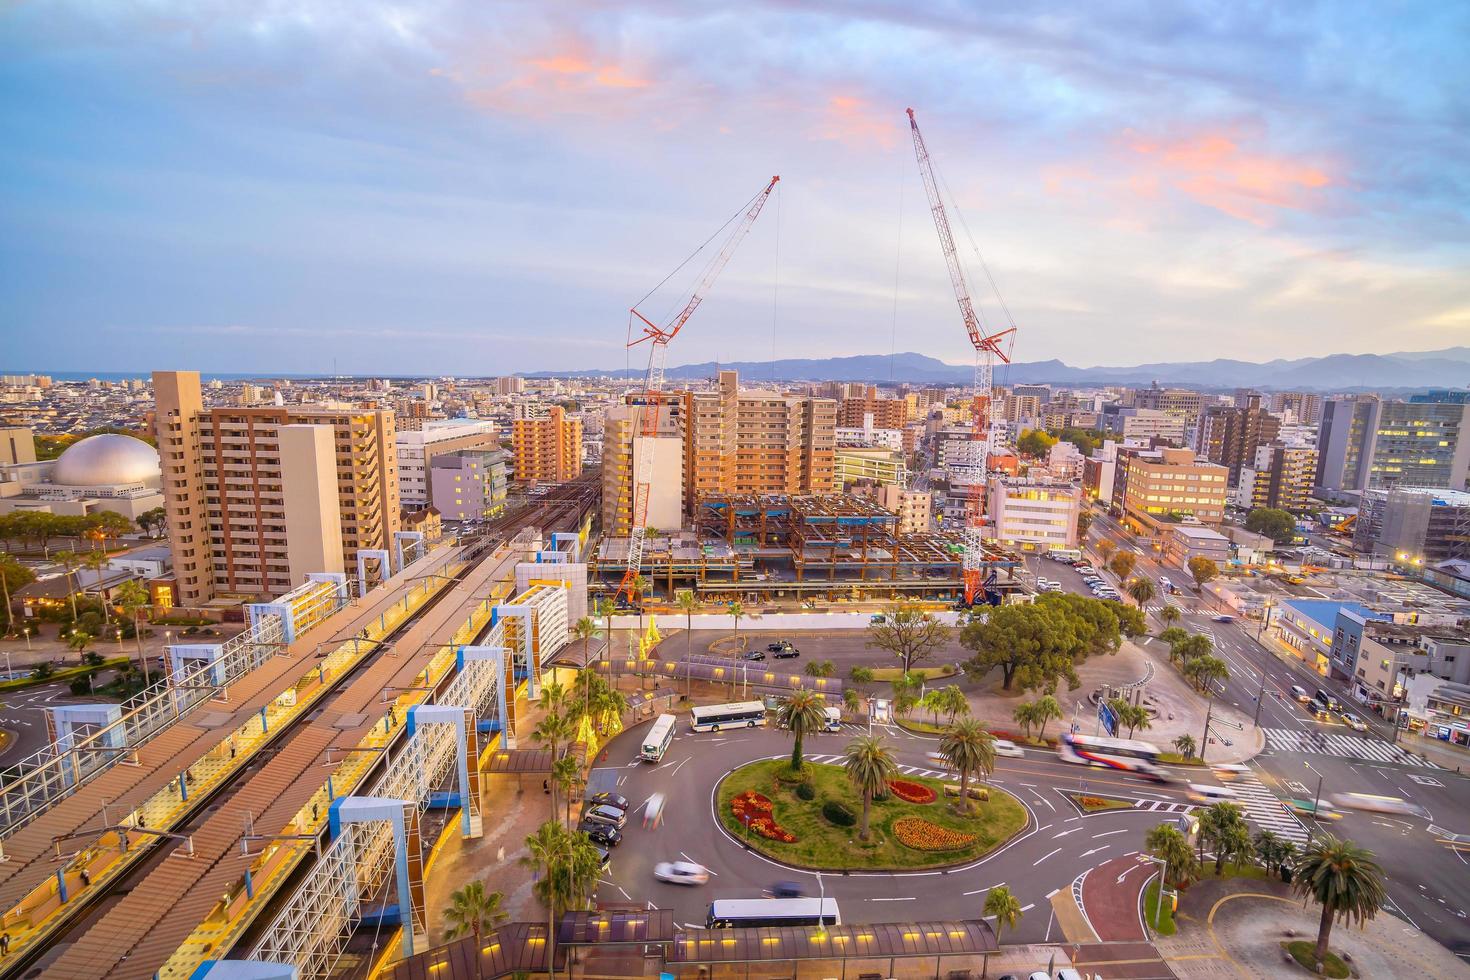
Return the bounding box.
[689,701,768,733]
[1059,733,1166,780]
[822,706,841,733]
[1046,547,1083,563]
[706,898,841,929]
[641,714,677,762]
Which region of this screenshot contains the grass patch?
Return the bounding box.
[1157,753,1205,766]
[1282,941,1350,978]
[717,759,1027,871]
[1067,792,1134,813]
[866,664,959,683]
[1141,879,1176,936]
[0,657,132,693]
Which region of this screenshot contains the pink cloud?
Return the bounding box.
[1124,131,1336,226]
[813,95,900,149]
[450,35,653,118]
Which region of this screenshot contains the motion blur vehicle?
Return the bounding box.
[653,861,709,885]
[1285,798,1341,821]
[1213,614,1236,623]
[1330,793,1427,817]
[1187,783,1238,804]
[1211,763,1249,781]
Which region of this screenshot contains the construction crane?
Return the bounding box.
[616,175,781,601]
[906,107,1016,606]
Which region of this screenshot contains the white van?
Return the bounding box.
[1187,783,1238,804]
[1290,685,1311,704]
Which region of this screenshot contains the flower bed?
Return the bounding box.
[1066,792,1134,813]
[887,778,938,804]
[730,790,797,843]
[893,816,977,851]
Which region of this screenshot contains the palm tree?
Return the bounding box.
[532,710,573,762]
[592,597,616,681]
[82,550,112,626]
[1159,604,1181,626]
[1292,834,1386,973]
[1012,701,1038,739]
[842,735,896,841]
[55,549,81,623]
[1172,733,1196,758]
[1145,821,1199,889]
[1032,694,1063,741]
[842,688,861,717]
[675,589,697,697]
[551,754,583,826]
[1214,821,1254,876]
[112,579,152,684]
[522,822,572,974]
[931,685,968,724]
[1158,626,1189,662]
[1255,830,1296,880]
[1125,576,1156,608]
[592,687,628,737]
[442,877,508,951]
[1185,655,1230,694]
[778,689,829,773]
[570,617,600,716]
[939,718,995,813]
[67,629,92,663]
[1197,801,1247,867]
[848,665,874,684]
[726,600,744,651]
[982,885,1024,952]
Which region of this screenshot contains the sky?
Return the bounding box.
[1,1,1468,377]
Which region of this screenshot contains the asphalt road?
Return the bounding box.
[0,680,74,764]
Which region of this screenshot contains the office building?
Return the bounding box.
[683,370,836,507]
[1239,442,1318,513]
[1133,385,1205,418]
[601,400,684,536]
[1316,398,1470,491]
[512,405,582,484]
[1119,446,1229,532]
[878,485,932,535]
[1353,487,1470,564]
[153,370,400,605]
[1102,408,1186,446]
[834,447,907,487]
[429,449,509,522]
[986,478,1082,551]
[396,419,500,510]
[1195,396,1281,486]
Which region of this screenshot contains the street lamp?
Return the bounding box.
[1304,760,1325,832]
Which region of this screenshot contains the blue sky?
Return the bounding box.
[1,1,1467,376]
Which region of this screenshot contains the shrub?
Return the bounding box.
[795,781,815,801]
[31,661,55,681]
[82,651,104,667]
[943,784,988,801]
[68,673,94,696]
[893,816,977,851]
[822,800,856,827]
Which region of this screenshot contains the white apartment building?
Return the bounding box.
[878,485,933,535]
[396,419,499,510]
[986,478,1082,551]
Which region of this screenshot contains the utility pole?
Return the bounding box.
[1199,698,1213,764]
[1253,672,1268,728]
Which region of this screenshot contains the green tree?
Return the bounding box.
[522,821,603,974]
[1076,509,1094,540]
[1245,507,1297,543]
[82,550,112,626]
[932,685,969,724]
[1292,834,1387,973]
[960,602,1079,692]
[136,506,168,539]
[592,686,629,737]
[0,552,35,635]
[1172,733,1196,758]
[843,688,862,716]
[1108,551,1138,580]
[889,671,922,720]
[1213,820,1255,876]
[551,754,583,826]
[442,878,509,950]
[726,599,744,654]
[1188,556,1219,589]
[1109,698,1150,738]
[778,688,829,773]
[67,629,92,661]
[593,597,616,677]
[1012,700,1039,739]
[939,718,995,813]
[675,589,697,695]
[865,601,950,673]
[1158,604,1181,627]
[983,884,1024,950]
[1025,695,1063,741]
[55,549,81,622]
[1146,822,1199,888]
[842,735,897,841]
[1016,429,1057,458]
[1125,576,1156,608]
[1196,802,1247,868]
[1254,830,1296,881]
[804,659,836,678]
[531,709,573,762]
[1184,654,1229,694]
[1096,538,1116,564]
[570,617,600,714]
[1175,633,1214,663]
[847,665,875,684]
[113,579,152,683]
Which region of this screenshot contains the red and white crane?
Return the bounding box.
[906,108,1016,606]
[617,175,781,601]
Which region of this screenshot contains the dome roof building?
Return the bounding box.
[51,434,162,487]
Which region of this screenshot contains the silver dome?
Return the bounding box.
[51,434,161,487]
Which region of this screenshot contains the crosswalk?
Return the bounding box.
[1262,728,1438,767]
[1131,797,1193,814]
[1230,769,1311,844]
[805,753,955,781]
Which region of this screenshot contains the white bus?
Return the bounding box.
[1059,733,1165,781]
[642,714,677,762]
[707,898,841,929]
[689,701,767,733]
[1046,547,1083,563]
[822,706,841,733]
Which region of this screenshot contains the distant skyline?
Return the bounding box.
[3,2,1468,375]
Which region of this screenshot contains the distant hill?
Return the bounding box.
[527,346,1470,391]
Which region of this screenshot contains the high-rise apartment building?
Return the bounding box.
[1120,447,1229,532]
[512,406,582,484]
[495,376,525,395]
[153,371,400,604]
[838,396,908,429]
[1270,391,1323,424]
[877,485,932,535]
[1241,442,1318,513]
[601,400,684,537]
[396,419,500,510]
[684,371,836,508]
[1102,408,1186,446]
[1316,398,1470,492]
[1195,396,1281,486]
[430,449,509,521]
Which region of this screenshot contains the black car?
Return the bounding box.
[742,650,766,661]
[768,881,804,898]
[579,822,623,847]
[587,792,629,811]
[593,844,611,872]
[766,640,792,653]
[773,647,800,659]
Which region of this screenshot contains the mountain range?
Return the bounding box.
[529,347,1470,390]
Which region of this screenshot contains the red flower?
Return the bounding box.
[888,779,938,804]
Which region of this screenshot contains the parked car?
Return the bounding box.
[579,822,623,847]
[773,647,800,659]
[742,650,766,661]
[653,861,709,885]
[588,792,629,811]
[582,804,627,829]
[766,640,793,653]
[593,845,612,873]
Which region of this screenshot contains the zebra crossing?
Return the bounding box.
[1262,727,1438,767]
[1230,768,1311,844]
[1131,797,1193,814]
[804,753,955,781]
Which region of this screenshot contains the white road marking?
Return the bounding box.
[1019,903,1035,912]
[1092,829,1129,839]
[870,896,916,902]
[1053,828,1081,839]
[1033,847,1061,866]
[1080,845,1110,858]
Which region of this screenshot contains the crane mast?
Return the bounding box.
[617,176,781,601]
[906,108,1016,605]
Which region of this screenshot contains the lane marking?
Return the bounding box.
[1033,847,1061,866]
[1092,829,1128,839]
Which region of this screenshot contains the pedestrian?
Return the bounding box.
[542,779,549,795]
[312,803,319,823]
[137,814,146,830]
[496,846,505,863]
[80,868,91,887]
[230,741,237,760]
[1,933,10,956]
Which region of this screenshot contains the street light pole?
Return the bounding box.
[1305,760,1324,835]
[1252,672,1268,728]
[1199,697,1213,764]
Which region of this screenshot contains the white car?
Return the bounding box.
[992,738,1024,758]
[1339,712,1369,732]
[653,860,709,886]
